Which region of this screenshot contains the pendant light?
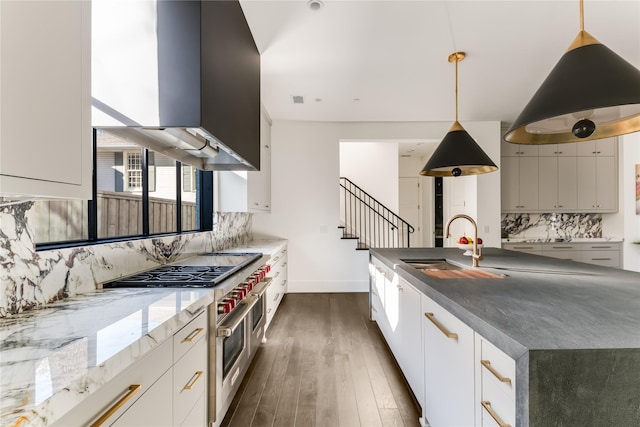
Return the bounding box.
[505,0,640,144]
[420,52,498,177]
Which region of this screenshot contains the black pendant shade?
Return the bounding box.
[420,52,498,177]
[420,121,498,177]
[505,28,640,145]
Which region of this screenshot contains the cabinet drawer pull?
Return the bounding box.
[273,293,280,302]
[513,246,533,250]
[282,262,287,268]
[591,258,611,261]
[183,371,204,390]
[267,308,272,314]
[272,271,281,279]
[282,280,287,287]
[481,401,511,427]
[551,246,573,249]
[481,360,512,384]
[272,256,280,263]
[371,306,377,313]
[397,284,403,291]
[182,327,204,343]
[424,313,458,339]
[90,384,141,427]
[591,246,611,249]
[515,205,525,208]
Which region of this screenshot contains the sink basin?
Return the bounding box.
[402,259,463,271]
[401,259,501,279]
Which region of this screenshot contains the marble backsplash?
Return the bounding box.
[0,200,252,317]
[501,213,602,240]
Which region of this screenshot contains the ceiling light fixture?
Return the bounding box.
[420,52,498,177]
[307,0,323,12]
[504,0,640,144]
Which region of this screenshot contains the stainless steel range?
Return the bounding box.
[104,252,272,426]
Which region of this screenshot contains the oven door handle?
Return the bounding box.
[250,278,272,298]
[217,295,258,337]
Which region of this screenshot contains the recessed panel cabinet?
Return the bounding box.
[369,257,424,406]
[422,293,475,427]
[0,1,91,199]
[501,137,618,213]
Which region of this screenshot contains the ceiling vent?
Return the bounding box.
[292,95,304,104]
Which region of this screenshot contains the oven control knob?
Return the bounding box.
[233,289,246,300]
[265,265,271,273]
[218,300,233,314]
[244,281,253,291]
[259,269,266,279]
[248,277,256,286]
[225,298,236,309]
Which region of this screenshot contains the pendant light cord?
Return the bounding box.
[454,57,459,122]
[579,0,584,31]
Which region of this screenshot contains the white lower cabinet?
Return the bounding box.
[52,312,208,427]
[111,369,173,427]
[422,294,475,427]
[266,244,288,330]
[394,278,424,405]
[476,335,516,427]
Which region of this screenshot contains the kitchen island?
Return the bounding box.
[370,247,640,427]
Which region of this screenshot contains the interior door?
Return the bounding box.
[399,177,422,247]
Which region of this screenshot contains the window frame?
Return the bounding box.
[35,129,213,251]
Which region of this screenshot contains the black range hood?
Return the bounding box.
[92,0,260,171]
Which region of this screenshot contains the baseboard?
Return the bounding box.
[286,280,369,293]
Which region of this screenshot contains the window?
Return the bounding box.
[31,129,212,247]
[126,151,143,191]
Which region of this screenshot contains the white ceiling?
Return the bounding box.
[240,0,640,128]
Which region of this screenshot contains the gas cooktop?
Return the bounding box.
[104,252,262,288]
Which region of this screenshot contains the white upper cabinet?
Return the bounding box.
[0,1,91,199]
[217,110,271,212]
[575,137,617,157]
[502,136,618,213]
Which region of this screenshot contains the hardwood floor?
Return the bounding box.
[221,293,422,427]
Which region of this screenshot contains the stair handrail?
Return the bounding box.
[340,177,415,234]
[339,177,415,249]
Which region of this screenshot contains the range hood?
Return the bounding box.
[92,0,260,171]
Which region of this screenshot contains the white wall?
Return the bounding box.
[253,120,502,293]
[340,142,399,211]
[601,133,640,272]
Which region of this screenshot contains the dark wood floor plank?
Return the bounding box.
[379,408,406,427]
[251,336,295,427]
[334,353,361,427]
[222,293,421,427]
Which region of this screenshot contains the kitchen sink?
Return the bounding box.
[402,259,464,271]
[401,259,501,279]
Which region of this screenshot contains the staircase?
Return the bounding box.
[339,177,415,250]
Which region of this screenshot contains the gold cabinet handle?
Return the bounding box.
[424,313,458,339]
[397,284,403,291]
[182,327,204,343]
[481,360,512,384]
[90,384,141,427]
[183,371,204,390]
[481,401,511,427]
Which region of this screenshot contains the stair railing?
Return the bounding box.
[339,177,415,249]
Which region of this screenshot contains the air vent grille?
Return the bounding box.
[292,95,304,104]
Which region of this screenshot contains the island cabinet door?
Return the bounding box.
[395,278,425,405]
[422,294,475,427]
[476,336,516,427]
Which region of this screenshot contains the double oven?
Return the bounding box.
[209,261,271,425]
[104,252,272,427]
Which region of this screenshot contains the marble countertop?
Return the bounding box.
[0,238,286,427]
[501,237,624,243]
[370,247,640,360]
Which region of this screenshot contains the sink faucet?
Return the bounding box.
[445,214,482,267]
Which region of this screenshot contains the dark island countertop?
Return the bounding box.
[371,247,640,425]
[370,247,640,360]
